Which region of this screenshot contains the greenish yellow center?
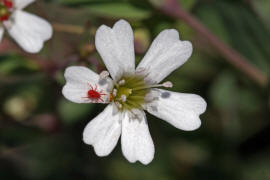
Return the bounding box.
[113,74,149,111]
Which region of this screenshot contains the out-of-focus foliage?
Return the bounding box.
[0,0,270,179]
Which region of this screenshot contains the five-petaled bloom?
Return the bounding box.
[0,0,52,53]
[62,19,207,165]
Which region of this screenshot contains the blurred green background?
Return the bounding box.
[1,0,270,179]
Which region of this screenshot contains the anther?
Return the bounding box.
[144,92,158,102]
[113,89,117,97]
[115,101,122,109]
[130,109,144,121]
[132,81,173,91]
[99,71,109,79]
[121,95,127,102]
[162,81,173,88]
[3,20,12,29]
[136,67,145,74]
[118,79,125,85]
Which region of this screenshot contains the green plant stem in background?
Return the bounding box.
[52,23,85,34]
[153,0,268,87]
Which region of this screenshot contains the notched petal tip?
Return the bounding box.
[83,139,113,157]
[121,111,155,165]
[164,29,179,39]
[137,27,194,84]
[83,135,112,157]
[113,19,131,28]
[147,89,206,131]
[82,105,121,157]
[184,118,202,131]
[124,154,154,165]
[96,24,110,33]
[95,18,135,80]
[96,19,132,38]
[122,144,154,165]
[197,95,207,115]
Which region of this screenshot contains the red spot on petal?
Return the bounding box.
[83,83,106,103]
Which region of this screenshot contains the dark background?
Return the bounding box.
[1,0,270,179]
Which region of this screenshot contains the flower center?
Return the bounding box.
[109,73,173,111]
[0,0,13,22]
[112,74,148,111]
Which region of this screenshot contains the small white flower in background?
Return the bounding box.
[0,0,52,53]
[62,19,207,165]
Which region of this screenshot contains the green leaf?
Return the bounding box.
[253,0,270,28]
[195,5,230,44]
[210,71,237,110]
[85,3,151,19]
[0,55,38,75]
[178,0,196,10]
[58,0,151,20]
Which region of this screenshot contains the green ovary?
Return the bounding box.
[113,74,149,111]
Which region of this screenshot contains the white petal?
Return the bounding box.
[95,19,135,80]
[146,89,206,131]
[0,27,4,42]
[121,110,154,165]
[7,10,52,53]
[62,66,111,104]
[14,0,35,9]
[137,29,192,84]
[83,105,121,156]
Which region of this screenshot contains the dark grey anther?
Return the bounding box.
[98,78,107,86]
[161,92,171,99]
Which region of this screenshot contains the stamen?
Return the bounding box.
[99,70,109,79]
[135,67,146,75]
[144,92,159,102]
[118,79,125,85]
[148,105,158,112]
[110,74,165,111]
[3,20,12,28]
[113,89,117,97]
[130,109,144,121]
[112,103,119,115]
[121,95,127,102]
[115,101,122,109]
[132,81,173,91]
[162,81,173,88]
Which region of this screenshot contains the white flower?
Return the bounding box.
[0,0,52,53]
[62,19,207,165]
